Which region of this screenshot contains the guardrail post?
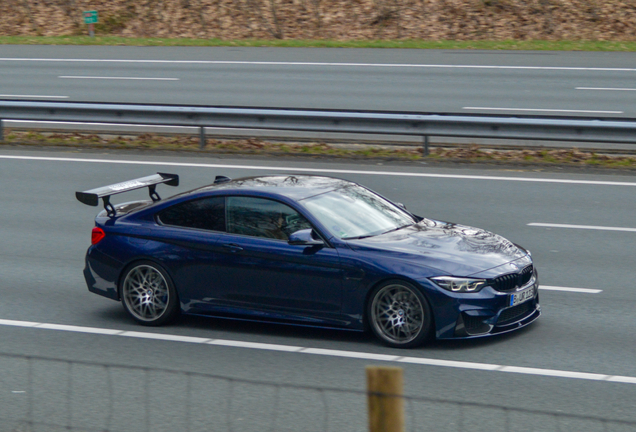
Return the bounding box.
[199,127,206,149]
[423,135,429,156]
[0,119,4,142]
[367,366,404,432]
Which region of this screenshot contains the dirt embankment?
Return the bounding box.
[1,0,635,41]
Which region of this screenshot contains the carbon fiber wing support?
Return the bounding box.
[76,172,179,217]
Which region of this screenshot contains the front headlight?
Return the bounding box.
[431,276,487,293]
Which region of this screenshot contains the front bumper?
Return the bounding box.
[430,270,541,340]
[453,296,541,338]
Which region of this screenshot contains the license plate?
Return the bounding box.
[510,286,536,307]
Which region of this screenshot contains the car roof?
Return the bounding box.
[184,175,354,201]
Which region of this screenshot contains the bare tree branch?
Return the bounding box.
[268,0,284,39]
[312,0,322,36]
[20,0,39,33]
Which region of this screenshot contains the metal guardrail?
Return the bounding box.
[1,352,634,432]
[3,100,636,154]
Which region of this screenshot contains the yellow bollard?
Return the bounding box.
[366,366,404,432]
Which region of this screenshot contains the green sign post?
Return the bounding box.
[83,10,98,37]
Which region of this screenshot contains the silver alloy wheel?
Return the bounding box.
[371,283,425,345]
[122,264,170,322]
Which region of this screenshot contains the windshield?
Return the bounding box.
[301,185,416,239]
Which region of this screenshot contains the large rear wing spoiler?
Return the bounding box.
[76,172,179,217]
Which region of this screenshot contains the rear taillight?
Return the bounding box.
[91,227,106,245]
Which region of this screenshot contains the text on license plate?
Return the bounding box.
[510,286,536,307]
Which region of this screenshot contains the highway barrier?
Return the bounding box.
[0,352,633,432]
[3,100,636,154]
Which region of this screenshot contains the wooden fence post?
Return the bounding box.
[366,366,404,432]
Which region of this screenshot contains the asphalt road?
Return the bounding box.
[1,147,635,431]
[2,45,636,117]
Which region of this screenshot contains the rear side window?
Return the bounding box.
[158,197,226,232]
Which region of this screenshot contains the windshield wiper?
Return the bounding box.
[343,234,376,240]
[344,224,413,240]
[378,224,413,236]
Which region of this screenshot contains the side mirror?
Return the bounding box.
[288,229,324,246]
[395,202,407,210]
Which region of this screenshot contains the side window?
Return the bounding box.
[158,197,226,232]
[227,197,312,240]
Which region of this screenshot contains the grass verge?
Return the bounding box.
[2,36,636,51]
[3,130,636,169]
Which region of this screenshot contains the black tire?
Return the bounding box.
[367,280,433,348]
[120,261,180,326]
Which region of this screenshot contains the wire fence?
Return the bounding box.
[0,352,634,432]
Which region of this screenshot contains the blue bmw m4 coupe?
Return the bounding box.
[77,173,540,348]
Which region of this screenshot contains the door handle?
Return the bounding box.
[222,243,243,253]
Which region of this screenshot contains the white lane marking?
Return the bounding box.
[0,319,40,327]
[529,222,636,232]
[608,376,636,384]
[540,286,603,294]
[11,391,26,394]
[0,318,633,385]
[2,58,636,72]
[301,348,400,361]
[58,76,179,81]
[37,323,123,335]
[0,94,69,99]
[397,356,499,371]
[121,331,209,343]
[576,87,636,91]
[208,340,303,352]
[499,366,610,381]
[4,154,636,187]
[463,107,624,114]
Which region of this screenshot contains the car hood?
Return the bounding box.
[346,219,528,276]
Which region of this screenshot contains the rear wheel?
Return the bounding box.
[120,261,179,326]
[368,280,433,348]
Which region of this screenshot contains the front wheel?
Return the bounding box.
[368,280,433,348]
[120,261,179,326]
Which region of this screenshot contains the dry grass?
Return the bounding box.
[4,130,636,169]
[2,0,636,42]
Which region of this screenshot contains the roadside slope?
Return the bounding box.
[2,0,636,42]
